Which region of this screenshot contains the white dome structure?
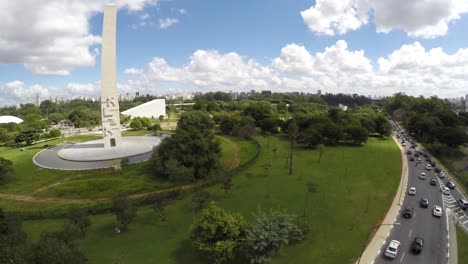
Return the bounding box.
[0,115,23,124]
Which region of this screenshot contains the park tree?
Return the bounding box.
[0,157,13,184]
[191,202,247,264]
[243,101,273,124]
[244,208,304,264]
[159,115,165,122]
[317,144,325,163]
[430,126,468,147]
[153,111,221,180]
[322,123,343,145]
[15,129,40,145]
[297,128,323,148]
[130,119,143,130]
[153,201,167,222]
[258,116,279,134]
[220,116,240,135]
[111,195,138,231]
[49,129,61,138]
[0,215,32,263]
[33,230,87,264]
[374,114,392,137]
[344,125,368,145]
[287,123,298,175]
[150,123,161,134]
[66,208,91,237]
[222,176,234,195]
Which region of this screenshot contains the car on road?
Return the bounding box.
[417,158,422,163]
[430,161,436,167]
[430,179,437,186]
[434,167,441,173]
[458,199,468,210]
[419,172,426,179]
[420,198,429,208]
[438,172,446,179]
[402,142,406,146]
[406,150,412,155]
[411,237,424,254]
[446,181,456,190]
[426,157,431,162]
[385,240,401,259]
[433,206,443,217]
[441,186,450,195]
[425,164,432,171]
[403,207,414,218]
[415,152,420,157]
[409,157,414,161]
[408,187,416,195]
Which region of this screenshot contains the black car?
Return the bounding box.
[406,150,412,155]
[434,167,441,173]
[425,157,431,162]
[402,207,413,218]
[415,153,420,157]
[430,161,436,167]
[409,157,414,161]
[430,179,437,186]
[446,181,456,190]
[420,198,429,208]
[411,237,424,254]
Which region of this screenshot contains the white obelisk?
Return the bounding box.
[101,4,122,148]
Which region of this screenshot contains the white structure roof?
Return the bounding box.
[122,99,166,119]
[0,115,23,124]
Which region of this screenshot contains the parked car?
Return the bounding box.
[408,187,416,195]
[385,240,401,259]
[419,172,426,180]
[430,179,437,186]
[458,199,468,210]
[446,181,456,190]
[433,206,443,217]
[403,207,414,218]
[441,187,450,195]
[420,198,429,208]
[411,237,424,254]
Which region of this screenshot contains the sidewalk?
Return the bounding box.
[356,136,408,263]
[448,209,458,264]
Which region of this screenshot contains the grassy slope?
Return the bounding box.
[458,226,468,264]
[23,136,400,264]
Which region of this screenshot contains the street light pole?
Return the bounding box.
[357,222,401,264]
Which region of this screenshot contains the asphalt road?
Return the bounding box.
[375,132,447,264]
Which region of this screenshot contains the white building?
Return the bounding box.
[0,115,23,124]
[122,99,166,119]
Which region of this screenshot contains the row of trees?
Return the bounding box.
[191,202,306,264]
[384,93,468,148]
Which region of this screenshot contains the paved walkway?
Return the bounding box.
[356,136,408,264]
[447,209,458,264]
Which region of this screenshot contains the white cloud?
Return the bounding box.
[123,40,468,98]
[0,0,155,76]
[0,81,49,106]
[179,9,187,15]
[66,83,99,94]
[124,68,144,75]
[301,0,468,38]
[159,18,179,29]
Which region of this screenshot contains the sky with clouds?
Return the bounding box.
[1,0,468,105]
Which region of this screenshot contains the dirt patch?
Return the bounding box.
[215,135,240,170]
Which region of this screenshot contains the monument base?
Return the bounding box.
[58,136,160,161]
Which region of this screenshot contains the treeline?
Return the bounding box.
[384,93,468,151]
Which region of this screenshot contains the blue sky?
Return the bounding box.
[1,0,468,105]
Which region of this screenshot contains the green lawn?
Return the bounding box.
[458,226,468,264]
[22,136,400,264]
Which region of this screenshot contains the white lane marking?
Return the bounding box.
[400,252,405,263]
[409,228,412,237]
[463,220,468,225]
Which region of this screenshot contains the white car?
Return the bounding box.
[419,172,426,180]
[433,206,443,217]
[402,142,406,146]
[385,240,401,259]
[417,158,422,163]
[441,187,450,195]
[425,164,432,171]
[408,187,416,195]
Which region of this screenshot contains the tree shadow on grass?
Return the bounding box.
[170,239,204,264]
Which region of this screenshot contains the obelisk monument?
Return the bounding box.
[100,4,122,148]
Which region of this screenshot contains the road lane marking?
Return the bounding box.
[409,228,412,237]
[400,252,405,263]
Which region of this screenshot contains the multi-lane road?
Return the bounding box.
[375,127,468,264]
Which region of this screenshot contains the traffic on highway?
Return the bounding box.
[375,124,468,264]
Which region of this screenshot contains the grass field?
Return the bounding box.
[458,226,468,264]
[22,136,400,264]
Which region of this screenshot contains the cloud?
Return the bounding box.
[124,68,144,75]
[159,18,179,29]
[0,81,49,106]
[179,9,187,15]
[0,0,155,76]
[124,40,468,98]
[301,0,468,38]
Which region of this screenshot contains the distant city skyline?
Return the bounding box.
[1,0,468,106]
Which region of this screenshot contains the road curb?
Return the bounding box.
[356,135,408,263]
